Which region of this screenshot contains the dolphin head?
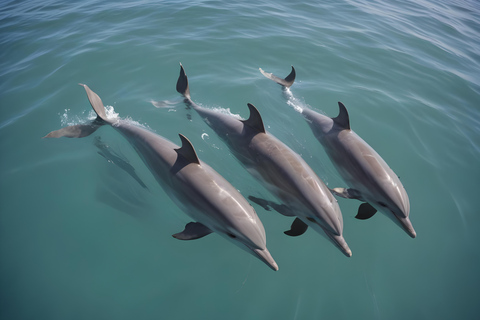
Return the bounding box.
[305,218,353,257]
[212,203,279,271]
[372,181,416,238]
[298,198,352,257]
[379,201,416,238]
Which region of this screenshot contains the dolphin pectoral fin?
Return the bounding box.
[284,218,308,237]
[330,187,363,200]
[270,203,295,217]
[248,196,295,217]
[43,123,102,138]
[172,222,212,240]
[248,196,272,211]
[45,84,110,139]
[355,203,377,220]
[259,66,296,88]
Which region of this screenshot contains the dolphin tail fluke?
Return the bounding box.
[259,66,296,88]
[44,84,109,139]
[44,122,103,138]
[79,83,108,121]
[176,63,191,99]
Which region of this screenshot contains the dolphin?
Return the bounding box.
[173,64,352,257]
[259,67,415,238]
[44,84,279,271]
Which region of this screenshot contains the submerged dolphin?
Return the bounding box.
[259,67,415,238]
[94,136,148,189]
[173,64,352,257]
[45,84,278,271]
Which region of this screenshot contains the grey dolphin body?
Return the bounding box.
[45,84,278,271]
[259,67,415,238]
[174,64,351,257]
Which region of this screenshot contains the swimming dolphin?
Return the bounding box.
[259,67,415,238]
[173,64,352,257]
[44,84,279,271]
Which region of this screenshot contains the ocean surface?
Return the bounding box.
[1,0,479,319]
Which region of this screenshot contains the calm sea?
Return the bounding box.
[1,0,479,319]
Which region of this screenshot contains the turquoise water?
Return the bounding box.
[1,0,480,319]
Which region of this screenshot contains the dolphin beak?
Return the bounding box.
[393,215,416,238]
[315,224,352,257]
[332,234,352,257]
[402,217,416,238]
[253,248,279,271]
[342,245,352,257]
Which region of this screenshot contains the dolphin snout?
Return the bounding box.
[396,216,416,238]
[254,248,279,271]
[327,233,352,257]
[313,222,352,257]
[405,221,416,238]
[336,236,352,257]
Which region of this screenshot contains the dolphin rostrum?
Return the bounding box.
[45,84,279,271]
[259,67,415,238]
[174,64,352,257]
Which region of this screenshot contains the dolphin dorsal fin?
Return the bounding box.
[175,134,200,164]
[332,102,351,130]
[242,103,266,133]
[176,63,191,99]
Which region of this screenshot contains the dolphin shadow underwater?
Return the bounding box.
[160,63,352,257]
[45,84,279,271]
[259,66,416,238]
[94,136,149,190]
[93,136,156,219]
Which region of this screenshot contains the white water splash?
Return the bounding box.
[60,108,92,126]
[61,105,151,131]
[210,106,242,120]
[150,98,183,109]
[85,105,119,121]
[284,88,305,113]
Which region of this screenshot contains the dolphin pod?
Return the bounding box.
[174,64,352,257]
[46,64,414,271]
[45,84,278,271]
[259,66,415,238]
